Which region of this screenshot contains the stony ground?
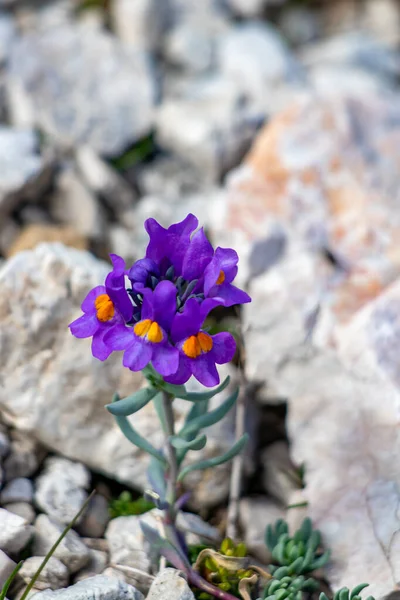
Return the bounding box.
[1,0,400,598]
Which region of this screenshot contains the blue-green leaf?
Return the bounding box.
[170,434,207,451]
[152,393,168,433]
[177,434,248,481]
[181,376,231,401]
[161,382,188,397]
[114,415,167,466]
[140,522,190,571]
[106,387,157,416]
[147,457,167,500]
[179,388,239,438]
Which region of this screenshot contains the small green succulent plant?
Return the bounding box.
[109,491,154,518]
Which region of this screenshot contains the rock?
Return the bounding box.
[0,428,10,459]
[239,497,285,563]
[7,24,156,155]
[0,477,34,505]
[49,166,105,239]
[301,32,400,95]
[33,515,90,574]
[218,22,302,113]
[20,557,69,591]
[0,549,17,590]
[156,76,258,181]
[0,219,21,257]
[105,513,152,588]
[29,575,143,600]
[261,441,301,505]
[163,0,228,73]
[0,127,53,219]
[35,458,90,525]
[7,225,88,257]
[146,569,194,600]
[137,156,202,200]
[0,508,33,554]
[285,489,308,535]
[176,512,220,546]
[73,550,108,583]
[0,11,15,64]
[81,539,109,553]
[110,0,170,52]
[75,146,137,216]
[226,0,284,18]
[6,502,36,524]
[3,433,46,481]
[76,494,110,539]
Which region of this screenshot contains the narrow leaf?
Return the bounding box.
[161,382,188,397]
[350,585,369,599]
[0,561,23,600]
[177,434,248,481]
[140,521,190,571]
[181,376,231,401]
[170,434,207,451]
[179,388,239,438]
[114,414,167,466]
[19,491,95,600]
[152,393,168,434]
[147,457,167,500]
[106,387,157,416]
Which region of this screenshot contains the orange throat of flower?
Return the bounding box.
[95,294,115,322]
[216,270,225,285]
[183,332,213,358]
[134,319,163,343]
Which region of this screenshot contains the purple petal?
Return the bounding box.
[171,298,203,343]
[214,248,239,282]
[210,332,236,364]
[212,283,251,307]
[182,228,213,281]
[92,328,113,361]
[151,280,178,330]
[81,286,106,313]
[104,324,133,351]
[123,339,152,371]
[145,214,198,274]
[151,344,180,377]
[128,258,159,285]
[191,355,220,387]
[69,313,98,338]
[164,355,192,385]
[203,258,221,297]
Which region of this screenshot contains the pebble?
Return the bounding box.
[0,508,33,554]
[29,575,144,600]
[20,557,69,590]
[73,550,108,583]
[3,434,46,482]
[239,497,285,563]
[35,457,90,526]
[33,515,90,574]
[76,494,110,539]
[0,477,34,505]
[5,502,36,524]
[0,549,18,590]
[146,569,194,600]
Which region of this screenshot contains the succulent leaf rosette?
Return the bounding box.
[69,214,250,386]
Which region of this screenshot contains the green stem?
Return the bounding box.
[162,390,179,525]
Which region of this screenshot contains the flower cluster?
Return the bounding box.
[69,214,250,387]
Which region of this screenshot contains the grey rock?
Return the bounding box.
[30,575,143,600]
[0,11,15,64]
[6,502,36,524]
[156,76,258,181]
[105,513,152,585]
[0,127,52,219]
[0,428,10,459]
[137,156,202,199]
[76,494,110,539]
[176,512,220,546]
[262,441,301,505]
[0,508,33,554]
[0,219,21,257]
[226,0,282,17]
[218,22,301,111]
[239,497,285,563]
[33,515,90,574]
[35,457,90,525]
[0,549,17,590]
[73,550,108,583]
[0,477,34,505]
[75,146,137,216]
[50,166,104,239]
[111,0,170,52]
[81,539,109,553]
[146,569,194,600]
[20,557,69,591]
[8,23,156,155]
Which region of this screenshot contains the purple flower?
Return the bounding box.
[203,248,251,307]
[164,298,236,387]
[128,258,160,291]
[104,280,179,376]
[145,214,198,276]
[69,255,132,360]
